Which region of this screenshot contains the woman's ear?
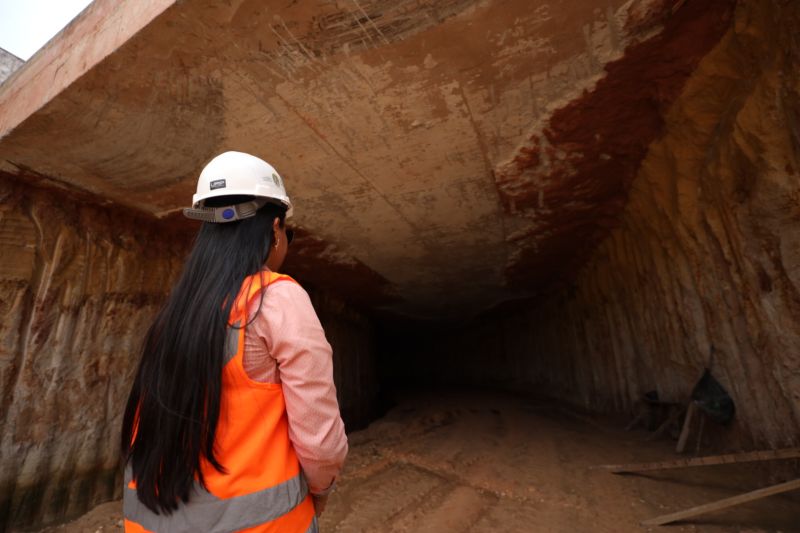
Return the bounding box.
[271,217,282,244]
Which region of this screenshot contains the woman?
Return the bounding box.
[121,151,347,533]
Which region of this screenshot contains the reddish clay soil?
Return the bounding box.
[36,390,799,532]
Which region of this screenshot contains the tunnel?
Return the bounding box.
[1,0,799,531]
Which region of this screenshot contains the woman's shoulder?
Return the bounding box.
[247,273,314,323]
[263,272,311,303]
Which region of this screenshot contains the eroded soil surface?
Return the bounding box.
[36,390,799,532]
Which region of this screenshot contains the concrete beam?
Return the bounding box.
[0,0,176,140]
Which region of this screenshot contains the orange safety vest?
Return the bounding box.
[123,271,317,533]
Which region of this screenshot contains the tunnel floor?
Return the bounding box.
[39,390,799,533]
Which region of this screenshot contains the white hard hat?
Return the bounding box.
[183,151,293,223]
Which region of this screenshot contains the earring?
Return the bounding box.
[274,239,279,248]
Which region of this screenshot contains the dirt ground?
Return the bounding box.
[37,390,799,532]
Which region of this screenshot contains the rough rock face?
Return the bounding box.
[519,0,800,449]
[495,0,736,292]
[0,179,381,529]
[0,178,186,528]
[384,0,800,449]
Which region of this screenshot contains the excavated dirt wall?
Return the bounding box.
[0,178,381,530]
[0,177,185,529]
[519,0,800,449]
[383,0,800,450]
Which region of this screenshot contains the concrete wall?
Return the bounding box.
[0,48,23,85]
[0,177,381,531]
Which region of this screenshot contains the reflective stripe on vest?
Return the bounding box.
[123,467,309,533]
[124,271,316,533]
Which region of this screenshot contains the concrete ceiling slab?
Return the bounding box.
[0,0,735,319]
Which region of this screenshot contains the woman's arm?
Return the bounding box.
[256,280,348,495]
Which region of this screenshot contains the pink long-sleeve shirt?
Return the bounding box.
[242,277,348,495]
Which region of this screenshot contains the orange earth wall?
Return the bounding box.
[385,0,800,450]
[519,0,800,449]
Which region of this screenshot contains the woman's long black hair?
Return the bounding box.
[121,196,287,514]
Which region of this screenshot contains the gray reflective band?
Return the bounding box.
[223,320,241,366]
[124,467,309,533]
[306,516,319,533]
[183,198,268,223]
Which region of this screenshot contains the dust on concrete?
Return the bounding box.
[36,390,800,532]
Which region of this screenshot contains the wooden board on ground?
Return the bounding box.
[641,478,800,526]
[592,448,800,474]
[675,402,697,453]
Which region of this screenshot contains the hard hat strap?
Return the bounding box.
[183,198,269,223]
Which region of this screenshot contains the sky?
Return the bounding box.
[0,0,94,60]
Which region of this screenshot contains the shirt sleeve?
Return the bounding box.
[257,279,348,494]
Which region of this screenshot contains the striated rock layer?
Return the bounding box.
[520,0,800,449]
[0,177,187,528]
[384,0,800,449]
[0,178,381,530]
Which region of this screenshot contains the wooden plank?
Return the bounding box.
[676,402,696,453]
[695,412,705,455]
[592,448,800,474]
[641,478,800,526]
